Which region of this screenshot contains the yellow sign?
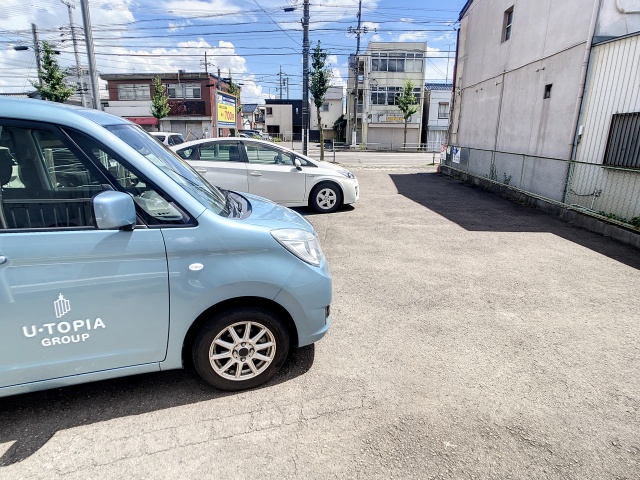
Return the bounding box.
[217,103,236,124]
[216,91,237,127]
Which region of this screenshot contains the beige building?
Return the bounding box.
[264,103,293,141]
[347,42,427,148]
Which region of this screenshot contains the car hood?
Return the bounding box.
[241,193,316,233]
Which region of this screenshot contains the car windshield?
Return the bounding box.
[105,124,229,216]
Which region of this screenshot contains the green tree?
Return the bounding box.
[150,76,170,130]
[31,41,75,103]
[309,40,332,161]
[226,78,241,136]
[396,79,420,148]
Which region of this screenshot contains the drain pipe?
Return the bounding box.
[568,0,601,162]
[564,0,602,203]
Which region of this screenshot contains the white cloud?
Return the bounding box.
[395,31,429,42]
[160,0,242,18]
[168,20,193,31]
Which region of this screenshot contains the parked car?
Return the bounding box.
[171,138,359,213]
[0,99,332,398]
[149,131,185,146]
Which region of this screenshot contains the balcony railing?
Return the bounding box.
[169,100,206,116]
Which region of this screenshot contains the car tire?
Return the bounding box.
[310,182,342,213]
[192,307,290,391]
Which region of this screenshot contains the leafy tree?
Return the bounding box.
[31,41,75,103]
[226,78,241,136]
[150,76,170,130]
[396,79,420,148]
[309,40,332,161]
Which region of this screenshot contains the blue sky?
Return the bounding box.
[0,0,466,103]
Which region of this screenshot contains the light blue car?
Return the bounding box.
[0,99,331,397]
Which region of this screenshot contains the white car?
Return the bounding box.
[171,138,359,213]
[149,131,185,146]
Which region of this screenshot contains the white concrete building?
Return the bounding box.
[448,0,640,227]
[264,103,293,140]
[347,42,427,149]
[310,86,344,142]
[425,83,452,151]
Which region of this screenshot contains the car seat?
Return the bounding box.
[228,145,240,161]
[0,149,12,228]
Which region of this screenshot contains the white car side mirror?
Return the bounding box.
[294,158,302,171]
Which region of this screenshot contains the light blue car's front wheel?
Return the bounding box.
[193,307,290,391]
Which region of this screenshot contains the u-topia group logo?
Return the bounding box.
[54,293,71,319]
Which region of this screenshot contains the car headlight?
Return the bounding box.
[337,169,356,179]
[271,229,324,266]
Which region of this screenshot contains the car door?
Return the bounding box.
[181,141,249,193]
[0,121,170,389]
[244,142,306,203]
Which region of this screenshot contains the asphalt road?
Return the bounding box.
[1,164,639,479]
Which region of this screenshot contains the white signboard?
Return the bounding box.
[452,146,461,164]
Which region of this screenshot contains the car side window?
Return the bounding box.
[0,124,106,230]
[199,142,242,162]
[245,143,295,165]
[64,129,194,226]
[170,135,184,145]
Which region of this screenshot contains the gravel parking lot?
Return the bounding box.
[1,165,639,479]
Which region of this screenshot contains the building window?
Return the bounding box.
[370,52,423,73]
[117,84,150,100]
[544,84,552,99]
[167,83,201,99]
[503,7,514,42]
[370,87,421,106]
[438,103,450,119]
[266,107,273,115]
[603,112,640,169]
[322,103,329,112]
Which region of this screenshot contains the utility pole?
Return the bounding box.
[302,0,310,155]
[279,65,283,100]
[80,0,100,109]
[286,77,290,100]
[350,0,363,147]
[62,0,86,107]
[31,24,43,87]
[204,52,208,74]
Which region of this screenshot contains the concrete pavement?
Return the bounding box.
[1,165,638,479]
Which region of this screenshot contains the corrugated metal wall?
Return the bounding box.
[575,34,640,165]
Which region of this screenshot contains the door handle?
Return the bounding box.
[195,168,207,173]
[249,171,263,176]
[0,256,7,265]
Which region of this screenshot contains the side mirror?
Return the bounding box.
[294,158,302,171]
[93,191,136,230]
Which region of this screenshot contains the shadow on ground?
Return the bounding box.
[0,345,315,466]
[390,172,640,269]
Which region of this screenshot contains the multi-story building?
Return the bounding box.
[310,86,344,142]
[424,83,452,151]
[347,42,427,148]
[102,72,240,138]
[445,0,640,239]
